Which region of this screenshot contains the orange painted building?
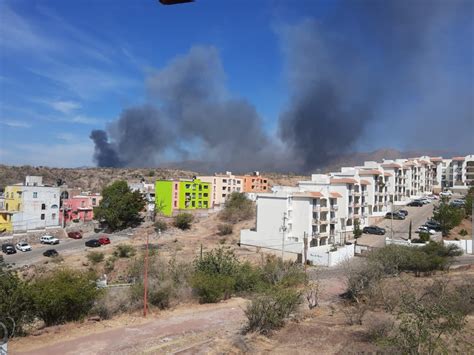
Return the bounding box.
[239,172,269,193]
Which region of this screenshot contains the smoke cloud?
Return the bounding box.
[278,0,473,170]
[91,0,472,172]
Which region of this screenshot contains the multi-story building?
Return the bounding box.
[0,194,13,233]
[239,172,269,193]
[128,181,155,213]
[431,155,474,191]
[155,178,211,217]
[199,172,243,207]
[3,176,60,232]
[60,192,102,225]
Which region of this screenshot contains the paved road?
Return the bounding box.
[3,232,131,268]
[357,201,439,248]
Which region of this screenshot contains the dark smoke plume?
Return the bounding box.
[89,130,123,167]
[278,0,473,170]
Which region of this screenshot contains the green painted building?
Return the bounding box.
[155,178,211,216]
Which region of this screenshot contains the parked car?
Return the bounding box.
[398,209,408,216]
[85,239,101,248]
[415,198,430,205]
[425,221,441,231]
[385,212,405,220]
[407,201,423,207]
[98,236,110,245]
[43,249,59,257]
[2,243,16,255]
[416,226,436,235]
[67,231,83,239]
[40,235,59,245]
[440,191,453,197]
[16,241,32,252]
[363,226,386,235]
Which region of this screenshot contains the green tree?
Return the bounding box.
[464,187,473,217]
[408,220,412,240]
[31,269,101,326]
[433,203,465,237]
[220,192,254,223]
[174,213,193,230]
[0,259,35,336]
[353,219,363,240]
[94,180,145,231]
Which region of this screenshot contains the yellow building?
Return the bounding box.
[0,186,21,232]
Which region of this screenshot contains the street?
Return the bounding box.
[357,201,439,248]
[3,232,131,268]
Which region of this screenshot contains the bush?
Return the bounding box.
[195,247,239,276]
[31,269,101,326]
[154,219,168,233]
[217,223,233,236]
[418,232,430,242]
[234,262,264,293]
[174,213,193,230]
[260,255,307,287]
[244,287,302,334]
[87,251,105,264]
[92,287,139,319]
[459,229,468,237]
[104,255,117,273]
[191,272,235,303]
[113,244,136,258]
[220,192,254,223]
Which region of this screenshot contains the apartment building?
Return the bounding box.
[2,176,60,232]
[155,178,211,216]
[128,181,156,212]
[60,192,102,225]
[199,172,243,206]
[0,194,12,233]
[430,155,474,191]
[239,171,269,193]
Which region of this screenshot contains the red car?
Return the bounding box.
[98,236,110,245]
[67,231,83,239]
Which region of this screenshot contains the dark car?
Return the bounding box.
[407,201,423,207]
[425,221,441,231]
[385,212,405,220]
[85,239,101,248]
[68,231,83,239]
[43,249,59,257]
[398,209,408,216]
[363,226,386,235]
[2,243,16,255]
[98,236,110,245]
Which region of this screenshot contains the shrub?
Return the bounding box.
[174,213,193,230]
[234,262,264,293]
[92,287,138,319]
[154,219,168,233]
[191,272,235,303]
[113,244,136,258]
[217,223,233,236]
[260,255,307,287]
[220,192,254,223]
[433,203,465,237]
[104,255,117,273]
[87,251,105,264]
[418,232,430,242]
[459,229,468,237]
[31,269,101,326]
[244,287,302,334]
[195,247,239,276]
[131,279,176,310]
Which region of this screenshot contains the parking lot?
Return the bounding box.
[357,200,439,248]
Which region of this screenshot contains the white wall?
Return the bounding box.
[444,239,472,254]
[307,243,354,266]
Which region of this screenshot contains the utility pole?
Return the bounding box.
[143,231,149,317]
[280,212,288,260]
[391,201,394,240]
[303,232,308,269]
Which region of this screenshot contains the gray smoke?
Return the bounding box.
[89,130,123,167]
[278,0,473,170]
[91,46,296,171]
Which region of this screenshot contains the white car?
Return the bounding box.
[40,235,60,245]
[16,241,32,252]
[440,191,453,197]
[416,226,436,235]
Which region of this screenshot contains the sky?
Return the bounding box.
[0,0,473,170]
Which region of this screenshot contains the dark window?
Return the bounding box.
[41,203,46,210]
[41,214,45,220]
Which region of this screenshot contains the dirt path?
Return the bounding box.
[11,298,247,355]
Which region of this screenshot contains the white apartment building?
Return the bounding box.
[199,172,243,207]
[430,155,474,192]
[8,176,61,232]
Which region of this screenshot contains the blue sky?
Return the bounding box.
[0,0,472,168]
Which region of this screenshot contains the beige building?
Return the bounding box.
[199,172,243,207]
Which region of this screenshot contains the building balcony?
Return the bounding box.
[361,191,368,196]
[313,205,320,212]
[319,230,329,236]
[353,190,361,195]
[330,217,337,223]
[330,204,338,211]
[312,218,319,225]
[319,219,328,224]
[319,205,329,211]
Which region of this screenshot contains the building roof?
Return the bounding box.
[403,161,416,167]
[381,163,402,168]
[293,191,324,198]
[430,157,443,162]
[359,179,371,185]
[384,172,392,177]
[358,169,382,175]
[329,192,342,198]
[330,178,358,184]
[452,157,465,161]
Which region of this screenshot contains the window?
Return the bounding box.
[237,180,241,184]
[222,186,226,190]
[222,194,226,198]
[191,201,195,207]
[223,179,227,183]
[41,203,46,210]
[33,192,38,198]
[92,198,96,205]
[204,201,208,207]
[174,201,177,207]
[17,203,21,210]
[204,185,208,189]
[6,203,8,210]
[185,184,190,189]
[198,193,202,198]
[204,193,208,197]
[52,213,56,219]
[41,214,45,220]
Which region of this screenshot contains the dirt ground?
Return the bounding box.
[448,216,473,240]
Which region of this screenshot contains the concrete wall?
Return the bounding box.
[307,243,354,266]
[444,239,472,254]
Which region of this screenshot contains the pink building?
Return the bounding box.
[60,193,102,225]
